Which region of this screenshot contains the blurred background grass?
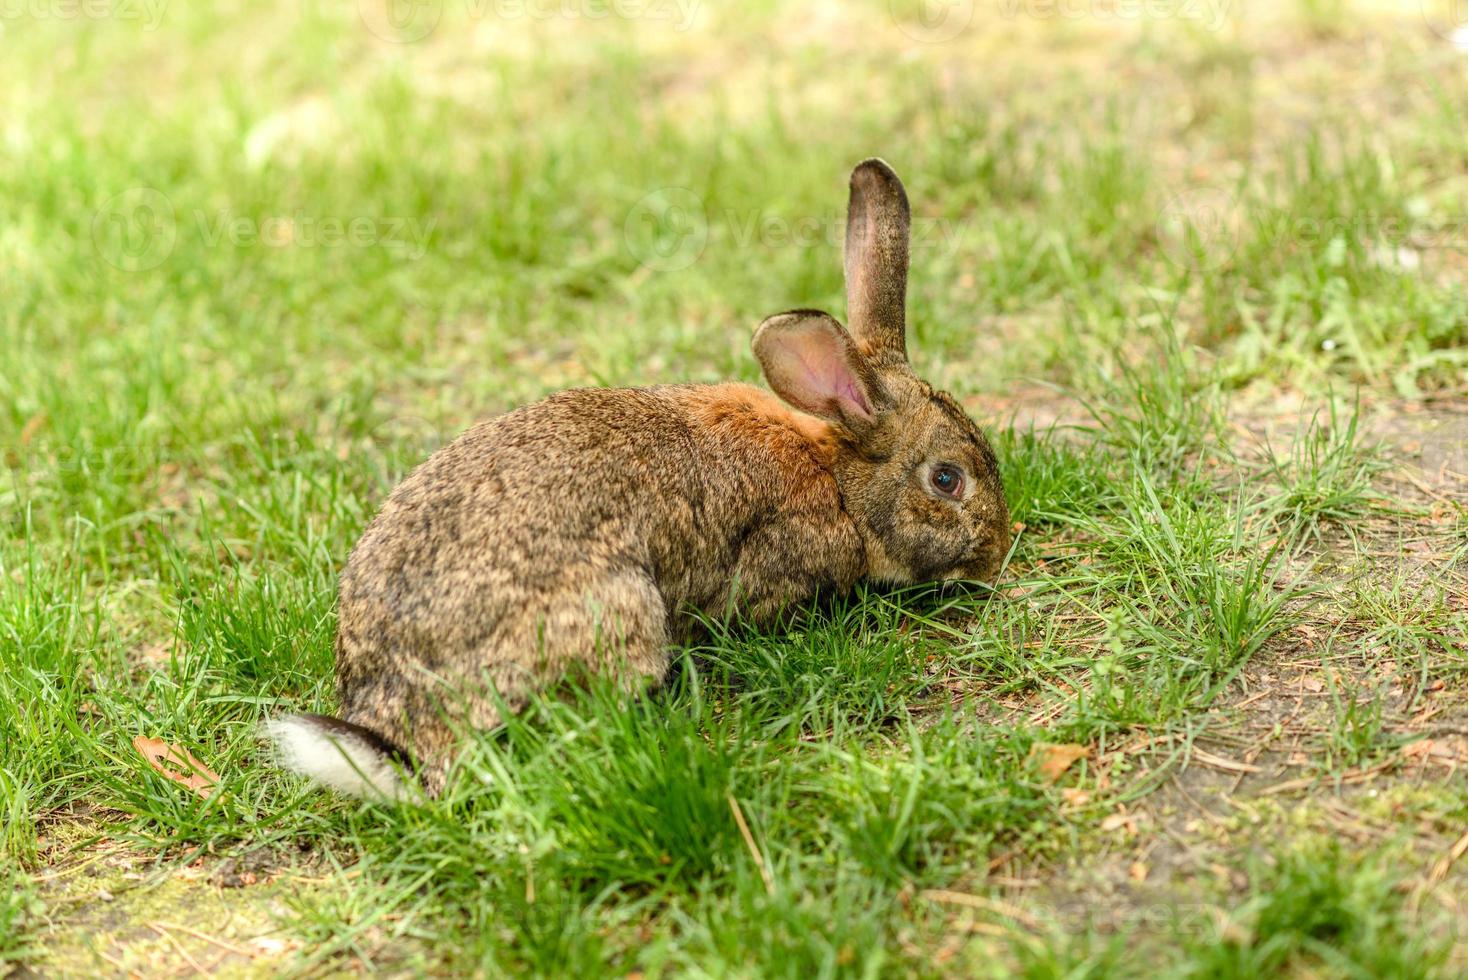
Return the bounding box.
[6,0,1467,590]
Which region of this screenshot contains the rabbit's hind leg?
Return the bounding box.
[564,567,675,696]
[476,566,675,715]
[402,570,675,794]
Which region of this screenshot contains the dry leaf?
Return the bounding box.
[1403,738,1468,766]
[1300,676,1325,693]
[19,412,47,447]
[1030,742,1091,782]
[133,736,219,798]
[1061,788,1092,807]
[1128,861,1149,881]
[1192,748,1262,774]
[1403,739,1436,759]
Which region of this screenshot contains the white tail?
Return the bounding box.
[265,714,413,802]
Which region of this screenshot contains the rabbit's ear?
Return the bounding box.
[844,158,910,366]
[753,310,888,427]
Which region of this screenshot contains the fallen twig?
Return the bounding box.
[151,921,257,959]
[147,923,208,975]
[919,889,1042,931]
[1430,828,1468,884]
[1258,761,1396,796]
[728,794,774,895]
[1190,748,1263,774]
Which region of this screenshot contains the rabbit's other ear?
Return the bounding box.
[753,310,889,429]
[843,158,910,367]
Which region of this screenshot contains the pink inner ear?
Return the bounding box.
[789,330,871,420]
[834,372,871,416]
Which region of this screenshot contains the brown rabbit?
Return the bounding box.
[269,159,1011,799]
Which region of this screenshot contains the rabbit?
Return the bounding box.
[268,159,1012,800]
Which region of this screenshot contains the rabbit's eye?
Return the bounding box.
[930,465,964,498]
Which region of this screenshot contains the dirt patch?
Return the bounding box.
[19,839,322,978]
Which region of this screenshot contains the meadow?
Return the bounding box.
[2,0,1467,974]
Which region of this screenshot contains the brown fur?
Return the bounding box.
[316,159,1010,795]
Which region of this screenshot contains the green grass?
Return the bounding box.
[3,0,1468,975]
[0,861,41,968]
[1183,841,1451,978]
